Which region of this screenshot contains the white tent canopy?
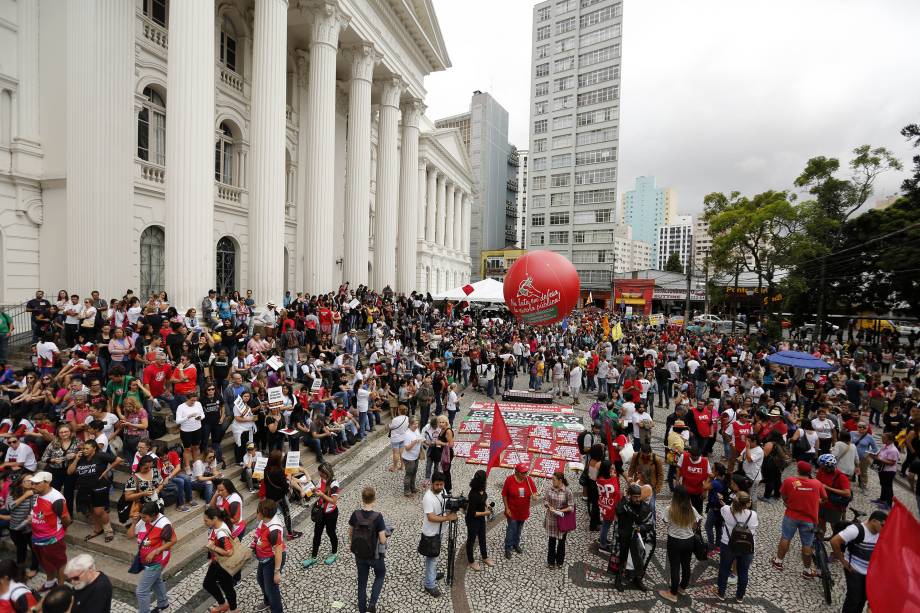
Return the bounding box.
[434,278,506,303]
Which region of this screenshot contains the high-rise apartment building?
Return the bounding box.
[620,175,677,263]
[525,0,623,290]
[657,215,693,272]
[694,218,712,268]
[436,91,518,280]
[515,150,529,247]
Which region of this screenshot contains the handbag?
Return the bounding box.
[557,509,576,533]
[417,533,442,557]
[216,535,250,576]
[692,521,708,561]
[128,553,143,574]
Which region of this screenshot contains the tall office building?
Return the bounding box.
[436,91,518,280]
[525,0,623,290]
[620,175,677,263]
[515,149,529,247]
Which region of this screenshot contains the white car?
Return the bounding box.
[898,323,920,336]
[693,314,724,325]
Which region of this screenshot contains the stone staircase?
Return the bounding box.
[4,327,389,593]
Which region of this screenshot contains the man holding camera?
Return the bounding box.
[419,472,457,598]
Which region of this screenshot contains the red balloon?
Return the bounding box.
[503,250,581,325]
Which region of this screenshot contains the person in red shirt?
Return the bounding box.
[170,353,197,408]
[596,461,621,553]
[127,501,176,613]
[142,352,172,402]
[253,499,286,611]
[772,461,828,576]
[502,463,537,559]
[677,447,710,513]
[317,305,332,335]
[690,403,715,456]
[814,454,851,537]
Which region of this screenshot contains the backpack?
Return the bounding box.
[350,511,381,560]
[832,521,865,555]
[771,439,791,470]
[729,510,755,555]
[148,414,167,440]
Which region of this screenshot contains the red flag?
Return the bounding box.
[486,402,512,476]
[604,420,615,460]
[867,499,920,612]
[462,284,475,296]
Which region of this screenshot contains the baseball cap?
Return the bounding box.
[246,443,255,449]
[797,461,813,474]
[31,471,53,483]
[515,462,529,474]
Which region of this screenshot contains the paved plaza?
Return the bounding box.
[100,387,912,613]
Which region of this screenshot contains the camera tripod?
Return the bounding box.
[445,518,459,586]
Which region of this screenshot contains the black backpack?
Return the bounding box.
[350,511,381,560]
[148,414,167,440]
[729,510,755,555]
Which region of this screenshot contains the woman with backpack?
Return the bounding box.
[759,432,788,503]
[714,491,758,604]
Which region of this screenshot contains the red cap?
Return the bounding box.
[797,461,813,474]
[515,462,529,473]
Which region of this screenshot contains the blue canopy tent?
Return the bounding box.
[766,351,836,371]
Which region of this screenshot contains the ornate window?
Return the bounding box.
[219,16,238,73]
[142,0,168,27]
[139,226,166,299]
[215,237,237,296]
[215,122,234,184]
[138,87,166,165]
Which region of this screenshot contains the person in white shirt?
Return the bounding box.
[830,510,886,613]
[632,402,654,450]
[421,473,457,597]
[569,364,583,404]
[62,294,82,346]
[401,418,423,495]
[741,438,764,507]
[715,492,759,601]
[175,391,205,471]
[356,380,375,440]
[1,436,37,472]
[811,408,838,455]
[552,361,565,398]
[686,358,700,376]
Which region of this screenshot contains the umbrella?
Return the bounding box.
[766,350,836,371]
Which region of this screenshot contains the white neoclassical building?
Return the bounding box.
[0,0,472,308]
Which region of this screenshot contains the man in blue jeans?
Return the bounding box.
[349,486,391,613]
[421,473,456,598]
[502,463,537,559]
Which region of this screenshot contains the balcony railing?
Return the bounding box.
[509,151,520,167]
[216,182,243,203]
[505,201,518,215]
[218,66,244,94]
[140,16,168,52]
[507,178,519,192]
[139,161,166,185]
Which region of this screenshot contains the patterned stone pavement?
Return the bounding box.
[100,387,914,613]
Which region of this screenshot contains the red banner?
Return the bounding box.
[531,457,565,479]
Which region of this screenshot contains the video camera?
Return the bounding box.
[444,493,468,513]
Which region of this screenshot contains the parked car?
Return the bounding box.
[800,320,841,335]
[692,314,724,325]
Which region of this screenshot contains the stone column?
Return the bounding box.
[343,44,378,288]
[303,4,348,293]
[445,182,456,250]
[454,190,464,252]
[373,78,402,290]
[416,160,427,241]
[66,1,137,299]
[14,0,40,154]
[462,193,472,255]
[435,174,447,246]
[248,0,288,305]
[425,167,437,243]
[294,51,309,287]
[396,99,423,294]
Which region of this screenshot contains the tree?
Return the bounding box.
[791,146,901,339]
[902,122,920,208]
[664,252,684,273]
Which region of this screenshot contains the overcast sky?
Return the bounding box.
[425,0,920,215]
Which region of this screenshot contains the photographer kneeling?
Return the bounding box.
[419,472,457,598]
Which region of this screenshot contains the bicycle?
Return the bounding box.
[812,507,865,605]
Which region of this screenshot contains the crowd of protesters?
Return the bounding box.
[1,281,917,612]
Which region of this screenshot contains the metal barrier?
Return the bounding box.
[0,301,34,350]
